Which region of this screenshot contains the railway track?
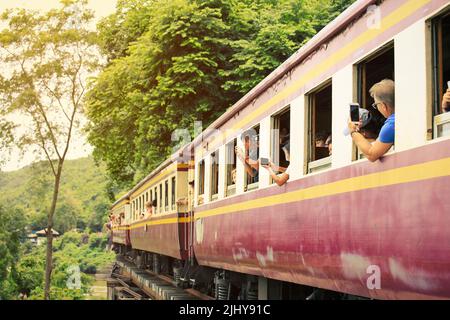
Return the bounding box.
[107,256,211,300]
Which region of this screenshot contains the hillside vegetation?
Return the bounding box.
[0,157,113,233]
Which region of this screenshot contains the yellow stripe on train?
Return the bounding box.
[195,157,450,219]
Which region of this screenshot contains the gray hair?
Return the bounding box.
[370,79,395,110]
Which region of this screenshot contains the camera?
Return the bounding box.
[260,157,269,166]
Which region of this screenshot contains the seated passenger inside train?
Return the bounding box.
[315,131,331,159]
[235,129,259,179]
[261,140,291,187]
[145,200,156,218]
[231,168,237,184]
[326,135,332,156]
[443,87,450,113]
[176,197,188,206]
[348,79,395,162]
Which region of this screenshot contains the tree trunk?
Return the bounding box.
[44,161,63,300]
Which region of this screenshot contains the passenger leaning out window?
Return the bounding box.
[348,79,395,162]
[235,130,259,178]
[261,140,290,186]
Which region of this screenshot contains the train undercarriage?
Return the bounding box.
[109,244,367,301]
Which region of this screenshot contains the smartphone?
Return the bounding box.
[260,157,269,166]
[350,103,360,122]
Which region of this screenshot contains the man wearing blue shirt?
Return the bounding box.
[348,79,395,162]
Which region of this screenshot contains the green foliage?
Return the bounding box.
[12,230,115,299]
[86,0,355,190]
[0,157,113,233]
[0,0,105,298]
[0,205,27,299]
[97,0,155,62]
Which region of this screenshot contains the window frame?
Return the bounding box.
[431,9,450,139]
[159,184,163,213]
[270,105,291,184]
[225,138,237,197]
[243,124,260,192]
[354,42,395,160]
[210,150,220,201]
[197,159,205,205]
[165,180,169,212]
[171,176,176,211]
[306,80,333,174]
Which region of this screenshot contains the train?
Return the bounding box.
[110,0,450,300]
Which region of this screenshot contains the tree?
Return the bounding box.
[0,205,27,299]
[0,0,101,299]
[97,0,155,62]
[85,0,356,190]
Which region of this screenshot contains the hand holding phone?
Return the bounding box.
[350,103,360,122]
[260,157,269,166]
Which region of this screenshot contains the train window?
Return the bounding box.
[243,125,260,192]
[165,180,169,212]
[198,159,205,205]
[357,45,395,109]
[159,184,163,213]
[307,81,332,173]
[432,10,450,138]
[225,139,237,197]
[150,189,153,203]
[271,107,290,183]
[210,151,219,201]
[355,44,394,159]
[154,187,158,214]
[171,176,176,211]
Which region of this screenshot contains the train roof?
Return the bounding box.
[111,141,193,209]
[127,143,192,198]
[192,0,376,148]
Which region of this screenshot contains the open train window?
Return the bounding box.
[225,139,237,197]
[171,176,176,211]
[271,107,290,183]
[154,187,158,214]
[197,159,205,205]
[357,45,395,109]
[432,10,450,138]
[210,151,219,201]
[159,184,163,213]
[243,125,260,191]
[307,81,332,173]
[165,180,169,212]
[355,44,395,159]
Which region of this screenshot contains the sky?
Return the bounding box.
[0,0,118,172]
